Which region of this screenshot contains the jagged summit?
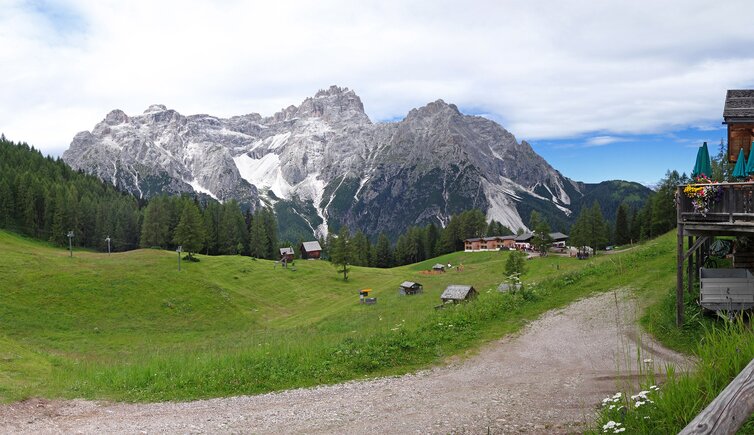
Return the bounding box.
[63,86,585,240]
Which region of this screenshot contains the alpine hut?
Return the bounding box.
[300,241,323,259]
[432,263,446,272]
[440,285,477,303]
[279,247,295,262]
[398,281,423,295]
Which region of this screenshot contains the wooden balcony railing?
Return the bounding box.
[678,182,754,228]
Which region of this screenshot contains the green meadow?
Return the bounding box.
[0,229,681,403]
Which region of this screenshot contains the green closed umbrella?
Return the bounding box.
[691,142,712,178]
[732,147,747,178]
[746,141,754,175]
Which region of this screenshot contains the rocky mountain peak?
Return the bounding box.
[405,99,461,121]
[104,109,129,125]
[277,85,369,125]
[144,104,168,114]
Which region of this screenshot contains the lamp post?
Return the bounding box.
[177,245,182,271]
[67,231,74,257]
[105,236,111,255]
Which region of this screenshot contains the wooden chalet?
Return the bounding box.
[549,232,569,248]
[300,241,322,259]
[464,235,516,252]
[279,247,295,262]
[676,89,754,325]
[398,281,423,295]
[440,285,477,303]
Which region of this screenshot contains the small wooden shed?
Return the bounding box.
[399,281,423,295]
[723,90,754,163]
[300,241,322,259]
[279,247,295,262]
[440,285,477,303]
[432,263,446,272]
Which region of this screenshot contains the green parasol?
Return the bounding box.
[691,142,712,178]
[747,141,754,175]
[732,147,747,178]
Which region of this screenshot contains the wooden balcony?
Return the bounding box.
[678,182,754,236]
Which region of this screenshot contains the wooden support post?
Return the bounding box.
[677,224,685,326]
[688,236,694,295]
[679,358,754,434]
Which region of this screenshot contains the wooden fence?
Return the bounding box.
[679,357,754,434]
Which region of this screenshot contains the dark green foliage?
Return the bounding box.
[532,219,553,255]
[374,233,393,268]
[0,137,141,250]
[172,200,206,259]
[614,203,631,245]
[329,226,353,280]
[504,250,527,277]
[570,201,609,253]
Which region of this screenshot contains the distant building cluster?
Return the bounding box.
[464,232,568,252]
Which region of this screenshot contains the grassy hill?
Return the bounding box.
[0,229,679,402]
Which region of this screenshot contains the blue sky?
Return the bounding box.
[2,0,754,186]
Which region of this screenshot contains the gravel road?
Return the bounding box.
[0,290,689,434]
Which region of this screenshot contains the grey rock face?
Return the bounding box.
[63,85,582,239]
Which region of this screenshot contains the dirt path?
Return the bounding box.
[0,290,689,434]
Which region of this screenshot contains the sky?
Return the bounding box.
[1,0,753,185]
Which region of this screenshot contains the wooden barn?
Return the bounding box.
[279,247,295,262]
[398,281,423,295]
[300,241,322,259]
[440,285,477,303]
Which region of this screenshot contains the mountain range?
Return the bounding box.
[62,86,651,241]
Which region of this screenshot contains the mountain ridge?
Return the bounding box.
[62,85,650,241]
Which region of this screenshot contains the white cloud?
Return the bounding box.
[585,136,627,147]
[1,0,754,156]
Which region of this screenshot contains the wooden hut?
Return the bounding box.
[549,232,569,248]
[440,285,477,303]
[279,247,295,262]
[300,241,322,259]
[432,263,446,272]
[398,281,423,295]
[723,90,754,163]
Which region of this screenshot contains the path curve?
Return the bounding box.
[0,290,689,434]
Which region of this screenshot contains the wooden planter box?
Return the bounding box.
[699,268,754,311]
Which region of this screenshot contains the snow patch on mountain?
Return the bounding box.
[234,153,290,199]
[187,179,219,201]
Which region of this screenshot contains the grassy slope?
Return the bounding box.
[0,230,679,402]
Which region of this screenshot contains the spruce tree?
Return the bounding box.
[330,226,353,280]
[374,233,393,268]
[614,203,630,245]
[173,200,206,260]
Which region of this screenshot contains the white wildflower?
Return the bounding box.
[602,421,617,430]
[612,392,622,399]
[635,401,645,408]
[643,358,653,364]
[614,428,626,433]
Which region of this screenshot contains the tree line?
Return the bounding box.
[1,135,683,266]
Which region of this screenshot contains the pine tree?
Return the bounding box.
[529,211,542,232]
[614,203,630,245]
[249,210,268,258]
[351,231,370,266]
[172,200,206,260]
[505,250,527,278]
[330,226,353,280]
[588,201,609,253]
[532,219,553,255]
[140,196,170,248]
[261,207,278,259]
[374,233,393,268]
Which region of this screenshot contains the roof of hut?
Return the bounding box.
[724,90,754,121]
[279,247,294,255]
[441,285,476,300]
[400,281,421,288]
[301,241,322,252]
